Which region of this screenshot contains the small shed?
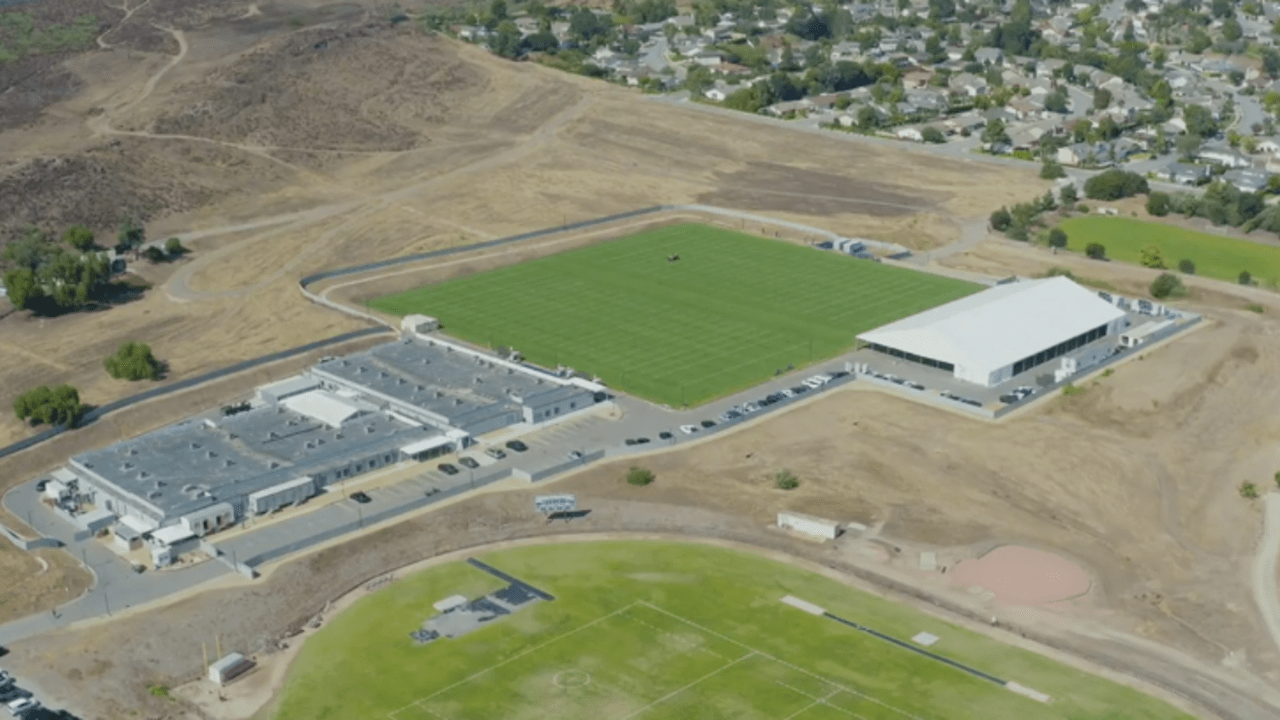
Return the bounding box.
[401,314,440,335]
[150,525,200,567]
[777,511,841,540]
[113,523,143,552]
[181,502,235,537]
[208,652,254,685]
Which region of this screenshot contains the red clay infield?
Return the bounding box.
[951,545,1091,606]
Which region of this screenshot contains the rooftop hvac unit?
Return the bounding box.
[190,442,201,449]
[207,451,217,459]
[128,448,137,455]
[474,377,483,384]
[397,378,405,385]
[366,426,376,434]
[335,433,344,440]
[148,491,162,499]
[356,367,365,374]
[454,398,464,406]
[224,460,234,467]
[415,385,424,391]
[121,463,134,470]
[183,484,196,492]
[435,391,445,398]
[305,441,315,449]
[268,461,280,469]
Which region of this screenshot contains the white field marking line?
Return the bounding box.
[618,610,732,660]
[637,602,929,720]
[774,681,865,720]
[615,651,757,720]
[386,602,639,719]
[777,689,843,720]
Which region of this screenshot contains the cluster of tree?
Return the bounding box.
[1,226,113,314]
[989,190,1059,241]
[612,0,677,24]
[1083,169,1148,201]
[104,341,164,381]
[1149,273,1185,300]
[142,237,187,264]
[1146,184,1276,232]
[13,384,87,428]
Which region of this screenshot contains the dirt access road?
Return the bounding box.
[1253,493,1280,661]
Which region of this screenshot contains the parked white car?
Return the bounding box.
[678,424,699,435]
[6,698,39,717]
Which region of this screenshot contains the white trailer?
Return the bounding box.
[777,511,841,540]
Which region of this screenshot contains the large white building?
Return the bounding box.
[857,277,1128,387]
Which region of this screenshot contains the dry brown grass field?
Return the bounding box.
[5,2,1280,718]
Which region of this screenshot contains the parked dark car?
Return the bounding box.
[437,463,460,476]
[658,431,673,440]
[634,437,650,444]
[34,480,46,493]
[505,440,529,452]
[458,456,480,469]
[350,491,372,504]
[700,419,716,428]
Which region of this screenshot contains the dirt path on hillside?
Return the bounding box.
[1253,493,1280,661]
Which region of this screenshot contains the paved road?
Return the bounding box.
[0,482,230,646]
[1252,493,1280,661]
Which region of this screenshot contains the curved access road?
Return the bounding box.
[1252,493,1280,660]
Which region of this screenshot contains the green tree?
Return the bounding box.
[1178,258,1196,274]
[1149,272,1183,299]
[1040,160,1066,179]
[1239,270,1253,285]
[1093,87,1112,111]
[921,126,946,143]
[1176,134,1203,161]
[143,246,166,263]
[1060,183,1078,205]
[990,207,1012,231]
[1048,227,1068,248]
[116,218,145,252]
[13,384,87,427]
[1264,49,1280,79]
[1,268,39,310]
[1140,244,1166,269]
[104,341,164,381]
[775,469,800,490]
[1084,169,1149,200]
[164,237,185,255]
[981,117,1010,148]
[1146,191,1171,216]
[1222,17,1242,42]
[63,226,95,252]
[1044,88,1068,113]
[1085,242,1106,259]
[626,466,655,485]
[490,20,522,58]
[1184,104,1218,138]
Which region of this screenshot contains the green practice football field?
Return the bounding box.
[369,224,978,406]
[263,542,1194,720]
[1060,215,1280,285]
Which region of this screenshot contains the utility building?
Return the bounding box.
[857,277,1127,387]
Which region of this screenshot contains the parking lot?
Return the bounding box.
[0,666,78,719]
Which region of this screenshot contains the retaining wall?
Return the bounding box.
[0,522,60,551]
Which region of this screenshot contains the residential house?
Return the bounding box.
[942,111,986,134]
[1198,146,1254,169]
[514,16,540,36]
[902,68,933,88]
[830,41,862,62]
[1156,162,1212,185]
[974,47,1004,66]
[1222,168,1274,193]
[766,99,813,116]
[691,50,725,67]
[949,72,988,97]
[1256,138,1280,154]
[1057,142,1104,166]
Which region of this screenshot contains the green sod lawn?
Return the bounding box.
[264,542,1193,720]
[1060,215,1280,285]
[369,224,978,406]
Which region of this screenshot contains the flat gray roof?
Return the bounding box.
[72,405,434,519]
[313,338,562,423]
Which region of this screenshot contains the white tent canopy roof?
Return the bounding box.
[857,277,1126,372]
[281,390,370,428]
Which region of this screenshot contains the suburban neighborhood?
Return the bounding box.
[428,0,1280,193]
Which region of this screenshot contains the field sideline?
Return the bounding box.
[1059,216,1280,285]
[368,223,977,406]
[260,542,1195,720]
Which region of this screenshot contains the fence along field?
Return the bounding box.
[369,223,978,406]
[264,542,1195,720]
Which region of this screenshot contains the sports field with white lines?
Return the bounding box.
[368,224,979,406]
[262,542,1194,720]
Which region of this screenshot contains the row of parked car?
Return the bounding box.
[661,371,852,438]
[997,385,1037,404]
[865,371,925,391]
[435,440,528,476]
[1,669,49,718]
